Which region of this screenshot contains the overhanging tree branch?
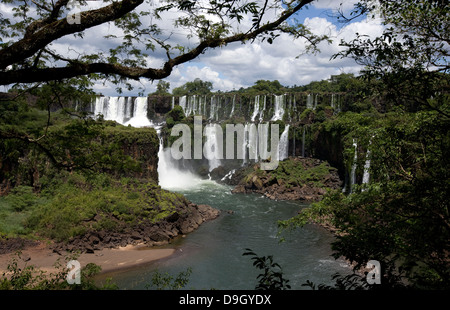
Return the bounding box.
[0,0,314,85]
[0,0,145,70]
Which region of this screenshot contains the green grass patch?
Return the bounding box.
[1,173,188,243]
[270,160,333,187]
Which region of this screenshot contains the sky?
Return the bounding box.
[1,0,385,96]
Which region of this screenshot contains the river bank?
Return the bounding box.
[0,239,176,276]
[0,201,220,278]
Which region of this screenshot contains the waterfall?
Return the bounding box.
[185,95,194,116]
[362,138,372,187]
[259,96,266,122]
[251,96,260,122]
[198,96,206,116]
[350,138,358,193]
[125,97,133,121]
[93,96,105,118]
[258,123,269,161]
[102,96,127,123]
[248,123,258,162]
[221,169,236,182]
[89,93,350,187]
[210,96,217,120]
[242,123,249,166]
[362,156,371,185]
[229,95,235,118]
[179,96,187,114]
[204,123,222,171]
[106,97,118,122]
[116,97,126,124]
[215,96,220,121]
[157,137,202,190]
[203,97,207,117]
[306,94,314,110]
[124,97,152,127]
[271,95,285,121]
[279,125,290,161]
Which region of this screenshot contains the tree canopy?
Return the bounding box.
[279,0,450,289]
[0,0,327,89]
[172,78,213,96]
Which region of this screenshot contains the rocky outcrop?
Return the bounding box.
[227,157,342,203]
[51,202,220,254]
[105,125,160,182]
[0,237,39,255]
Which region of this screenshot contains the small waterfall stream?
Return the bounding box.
[279,125,290,161]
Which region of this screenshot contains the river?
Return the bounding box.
[99,179,351,290]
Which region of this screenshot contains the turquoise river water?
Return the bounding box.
[97,179,352,290]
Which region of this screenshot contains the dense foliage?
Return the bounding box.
[0,0,448,291]
[279,0,449,290]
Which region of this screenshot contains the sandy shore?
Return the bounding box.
[0,241,175,276]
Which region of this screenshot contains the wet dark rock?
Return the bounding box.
[50,202,220,254]
[230,157,342,203]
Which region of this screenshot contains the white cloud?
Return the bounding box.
[187,13,384,91]
[165,65,240,92]
[1,0,385,95]
[312,0,360,12]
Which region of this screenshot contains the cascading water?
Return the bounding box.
[179,96,187,115]
[362,138,372,187]
[93,96,105,118]
[125,97,133,121]
[362,156,371,186]
[209,96,217,120]
[258,123,269,161]
[271,95,285,121]
[157,137,203,190]
[90,92,344,185]
[92,95,202,189]
[90,93,353,290]
[251,96,260,122]
[203,123,222,172]
[279,125,290,161]
[248,123,258,162]
[124,97,152,127]
[306,94,314,110]
[93,96,124,124]
[229,95,235,118]
[259,96,266,122]
[107,97,119,122]
[116,97,126,124]
[242,123,249,166]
